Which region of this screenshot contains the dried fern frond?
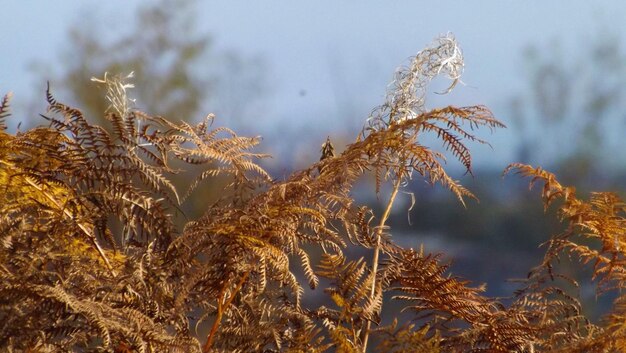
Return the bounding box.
[506,163,626,293]
[374,320,441,353]
[357,34,504,202]
[367,32,464,130]
[0,34,517,353]
[0,92,12,131]
[0,82,273,352]
[91,71,137,118]
[299,254,379,352]
[507,163,626,351]
[382,248,535,352]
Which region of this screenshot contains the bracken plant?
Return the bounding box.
[1,34,625,352]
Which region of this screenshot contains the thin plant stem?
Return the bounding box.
[203,271,250,353]
[361,173,404,352]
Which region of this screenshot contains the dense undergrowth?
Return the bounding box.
[2,35,626,352]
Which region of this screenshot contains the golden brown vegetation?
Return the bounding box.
[1,35,626,353]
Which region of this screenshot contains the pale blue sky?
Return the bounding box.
[2,1,626,169]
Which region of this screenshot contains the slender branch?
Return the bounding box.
[203,286,226,353]
[203,270,250,353]
[361,173,404,352]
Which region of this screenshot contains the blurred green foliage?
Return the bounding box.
[41,0,268,221]
[48,0,266,126]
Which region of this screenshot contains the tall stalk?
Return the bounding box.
[203,271,250,353]
[361,173,404,352]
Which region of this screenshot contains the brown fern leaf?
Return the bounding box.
[314,254,381,351]
[0,92,12,131]
[504,163,575,208]
[2,36,514,353]
[507,163,626,350]
[383,248,535,352]
[374,320,442,353]
[507,163,626,293]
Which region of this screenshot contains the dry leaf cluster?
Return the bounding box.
[1,35,625,353]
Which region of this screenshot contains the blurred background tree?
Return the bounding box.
[35,0,268,220]
[510,30,626,184]
[43,0,266,127]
